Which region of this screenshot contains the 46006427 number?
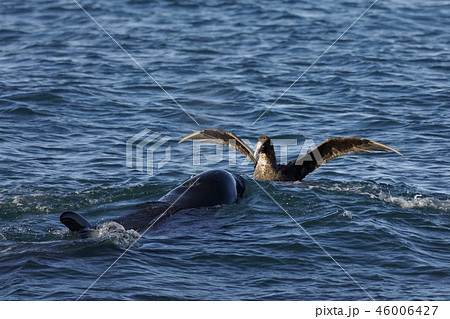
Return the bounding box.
[376,306,438,316]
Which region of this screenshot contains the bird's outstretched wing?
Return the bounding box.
[179,129,257,164]
[289,137,403,180]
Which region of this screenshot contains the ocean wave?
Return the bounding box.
[321,182,449,213]
[375,193,449,212]
[2,107,48,116]
[0,182,161,220]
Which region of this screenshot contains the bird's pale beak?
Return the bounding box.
[253,140,263,161]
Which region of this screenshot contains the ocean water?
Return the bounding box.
[0,0,449,300]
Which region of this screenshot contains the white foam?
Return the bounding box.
[11,195,22,205]
[92,221,141,248]
[322,183,449,212]
[377,192,449,212]
[341,210,353,219]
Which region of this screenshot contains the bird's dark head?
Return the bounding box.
[254,135,273,160]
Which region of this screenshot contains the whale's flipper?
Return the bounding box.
[60,211,92,231]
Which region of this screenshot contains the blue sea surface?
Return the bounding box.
[0,0,449,300]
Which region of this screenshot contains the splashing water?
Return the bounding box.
[90,222,141,249]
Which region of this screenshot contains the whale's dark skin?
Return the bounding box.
[159,169,245,208]
[60,169,245,232]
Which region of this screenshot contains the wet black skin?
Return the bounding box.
[60,169,245,232]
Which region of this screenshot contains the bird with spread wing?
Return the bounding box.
[179,129,403,181]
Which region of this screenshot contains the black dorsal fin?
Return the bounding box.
[60,211,92,231]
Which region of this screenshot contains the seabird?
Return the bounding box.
[179,129,403,181]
